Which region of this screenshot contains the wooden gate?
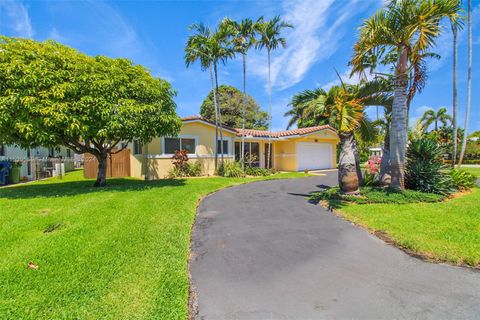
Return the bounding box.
[83,149,131,179]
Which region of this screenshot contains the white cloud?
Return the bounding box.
[0,0,34,37]
[250,0,373,91]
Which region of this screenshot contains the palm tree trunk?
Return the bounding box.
[209,63,219,171]
[241,53,247,171]
[390,46,409,190]
[214,62,224,164]
[452,26,458,167]
[458,0,472,168]
[338,133,360,194]
[380,124,391,187]
[266,49,272,170]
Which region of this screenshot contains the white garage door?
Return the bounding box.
[296,142,332,171]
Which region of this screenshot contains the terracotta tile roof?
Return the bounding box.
[181,116,336,138]
[235,125,335,138]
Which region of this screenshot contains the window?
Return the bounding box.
[67,149,72,158]
[164,137,196,154]
[217,140,229,155]
[48,147,55,157]
[235,142,260,167]
[133,140,143,155]
[0,144,4,157]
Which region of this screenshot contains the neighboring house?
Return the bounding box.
[0,144,74,180]
[127,116,339,180]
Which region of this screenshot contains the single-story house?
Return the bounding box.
[0,144,75,180]
[127,116,339,179]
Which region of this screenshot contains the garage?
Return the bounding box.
[296,142,333,171]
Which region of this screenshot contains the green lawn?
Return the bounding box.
[339,187,480,267]
[462,166,480,178]
[0,170,308,319]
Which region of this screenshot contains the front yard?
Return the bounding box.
[0,170,307,319]
[328,188,480,268]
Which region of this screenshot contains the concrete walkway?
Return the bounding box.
[190,172,480,319]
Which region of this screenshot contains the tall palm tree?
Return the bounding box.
[185,24,234,170]
[419,107,453,131]
[256,16,292,169]
[458,0,472,168]
[285,80,391,194]
[185,23,220,170]
[351,0,462,191]
[452,25,459,167]
[221,18,258,170]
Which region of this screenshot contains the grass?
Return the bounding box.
[335,188,480,268]
[311,187,445,208]
[461,166,480,178]
[0,170,308,319]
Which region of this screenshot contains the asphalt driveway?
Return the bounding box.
[190,172,480,319]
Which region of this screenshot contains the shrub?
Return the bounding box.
[310,186,445,208]
[221,161,244,178]
[405,139,454,195]
[246,166,271,176]
[167,150,202,178]
[449,169,476,191]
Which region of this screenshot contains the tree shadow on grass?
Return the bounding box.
[0,178,186,199]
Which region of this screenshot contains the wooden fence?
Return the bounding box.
[83,149,131,179]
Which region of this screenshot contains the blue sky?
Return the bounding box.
[1,0,479,133]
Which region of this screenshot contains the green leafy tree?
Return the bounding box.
[286,80,391,194]
[351,0,462,190]
[200,85,268,129]
[0,37,181,187]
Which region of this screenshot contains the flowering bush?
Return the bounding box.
[365,156,381,174]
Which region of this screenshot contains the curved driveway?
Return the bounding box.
[190,172,480,319]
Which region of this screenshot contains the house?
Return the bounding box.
[0,144,74,180]
[127,116,339,180]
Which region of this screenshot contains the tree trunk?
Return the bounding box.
[379,125,391,187]
[390,46,408,191]
[266,49,272,170]
[94,152,108,187]
[214,63,224,164]
[458,0,472,168]
[210,63,219,171]
[241,53,247,171]
[338,133,360,194]
[452,26,458,167]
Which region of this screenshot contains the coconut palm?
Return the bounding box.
[221,17,259,170]
[185,23,234,169]
[458,0,472,168]
[452,24,459,166]
[351,0,462,190]
[256,16,292,169]
[419,107,453,131]
[285,80,392,194]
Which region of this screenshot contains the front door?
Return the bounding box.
[264,143,273,169]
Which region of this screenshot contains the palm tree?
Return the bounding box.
[285,80,391,194]
[185,23,220,170]
[458,0,472,168]
[452,24,459,167]
[185,24,234,170]
[351,0,462,190]
[256,16,292,169]
[221,18,258,170]
[419,107,453,131]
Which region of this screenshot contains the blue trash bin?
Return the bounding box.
[0,161,12,185]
